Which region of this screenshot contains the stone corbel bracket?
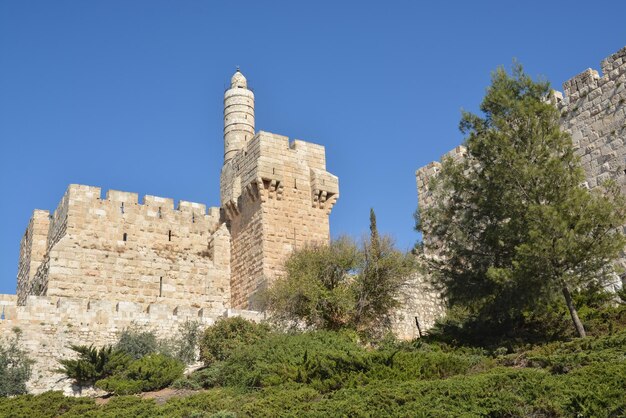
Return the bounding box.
[242,157,285,203]
[244,177,285,202]
[223,199,240,220]
[310,168,339,213]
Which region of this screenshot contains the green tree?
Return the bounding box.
[0,327,33,396]
[199,317,270,365]
[353,209,416,333]
[267,210,416,335]
[95,353,184,395]
[266,237,360,331]
[417,64,626,338]
[57,345,132,385]
[115,325,159,359]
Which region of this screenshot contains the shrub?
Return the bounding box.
[96,353,185,395]
[0,327,33,396]
[115,325,159,359]
[199,317,270,365]
[57,345,131,385]
[265,210,417,338]
[161,320,202,364]
[200,330,370,392]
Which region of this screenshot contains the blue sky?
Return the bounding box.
[1,1,625,294]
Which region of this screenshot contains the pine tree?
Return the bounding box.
[417,64,626,338]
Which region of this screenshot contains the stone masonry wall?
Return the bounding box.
[556,47,626,193]
[392,270,446,339]
[18,184,231,316]
[0,295,262,394]
[222,131,339,309]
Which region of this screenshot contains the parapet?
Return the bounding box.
[50,184,220,223]
[7,295,220,325]
[221,131,338,218]
[557,46,626,105]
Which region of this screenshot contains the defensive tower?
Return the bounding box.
[220,69,339,309]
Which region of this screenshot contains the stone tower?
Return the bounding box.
[220,69,339,309]
[223,69,255,163]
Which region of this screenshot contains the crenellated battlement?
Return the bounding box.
[61,184,218,218]
[556,46,626,108]
[17,183,231,313]
[221,131,338,218]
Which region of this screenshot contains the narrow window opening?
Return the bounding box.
[123,233,127,242]
[120,202,124,214]
[158,207,162,219]
[192,213,195,224]
[294,178,297,189]
[159,277,163,297]
[168,230,172,241]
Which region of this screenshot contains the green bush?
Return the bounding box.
[197,330,370,392]
[0,327,33,396]
[115,325,159,359]
[95,353,184,395]
[199,317,270,365]
[57,345,131,385]
[265,212,417,338]
[160,320,202,364]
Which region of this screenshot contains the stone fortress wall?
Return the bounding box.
[17,184,231,316]
[556,47,626,195]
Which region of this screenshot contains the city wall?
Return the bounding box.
[0,294,262,394]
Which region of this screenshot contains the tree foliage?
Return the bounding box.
[266,210,416,336]
[416,63,626,338]
[199,317,270,366]
[95,353,184,395]
[0,327,33,397]
[115,325,159,360]
[57,345,132,385]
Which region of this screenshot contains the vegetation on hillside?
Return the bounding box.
[2,312,626,416]
[56,321,200,395]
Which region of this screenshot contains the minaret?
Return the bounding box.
[223,69,255,162]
